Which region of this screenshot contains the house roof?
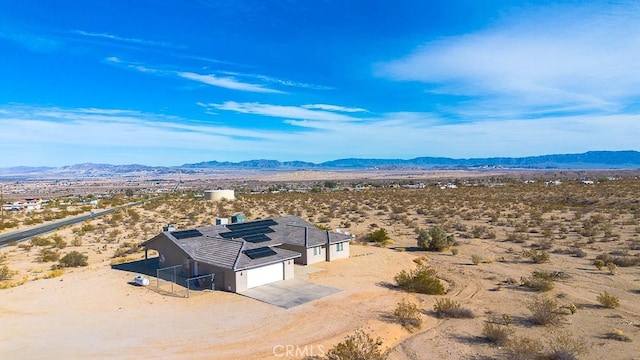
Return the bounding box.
[142,215,351,271]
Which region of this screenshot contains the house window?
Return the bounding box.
[313,246,321,256]
[337,243,344,252]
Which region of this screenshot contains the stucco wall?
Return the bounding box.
[328,241,350,261]
[277,244,307,264]
[283,259,295,280]
[306,245,327,265]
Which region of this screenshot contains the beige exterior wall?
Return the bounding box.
[306,245,327,265]
[328,241,350,261]
[277,244,307,264]
[146,238,187,273]
[283,259,295,280]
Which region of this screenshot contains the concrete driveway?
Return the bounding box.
[239,279,341,309]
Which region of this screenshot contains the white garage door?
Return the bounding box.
[246,262,284,288]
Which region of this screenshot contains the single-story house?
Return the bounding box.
[141,215,352,292]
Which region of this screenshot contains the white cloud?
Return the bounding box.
[206,101,361,122]
[1,104,637,166]
[378,2,640,117]
[302,104,367,113]
[219,71,333,90]
[72,30,184,49]
[178,72,284,93]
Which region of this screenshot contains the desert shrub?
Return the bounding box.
[504,336,543,360]
[43,269,64,279]
[70,237,83,247]
[392,299,422,330]
[531,270,570,281]
[606,262,618,275]
[596,253,640,267]
[112,241,140,258]
[18,243,32,252]
[366,228,390,244]
[570,248,587,258]
[521,276,555,292]
[416,226,456,252]
[433,298,474,318]
[394,265,445,295]
[30,237,52,247]
[0,265,14,281]
[482,322,513,345]
[471,254,483,265]
[596,292,620,309]
[546,331,587,360]
[324,328,386,360]
[527,296,560,325]
[604,328,632,342]
[451,247,459,256]
[593,259,605,270]
[51,235,67,249]
[37,248,60,263]
[527,250,550,264]
[59,251,88,267]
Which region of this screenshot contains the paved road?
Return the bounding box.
[0,200,146,247]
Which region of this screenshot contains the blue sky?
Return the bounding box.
[1,0,639,167]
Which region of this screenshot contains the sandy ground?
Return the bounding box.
[2,176,640,359]
[0,245,419,359]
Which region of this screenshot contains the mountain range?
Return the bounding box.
[1,151,639,178]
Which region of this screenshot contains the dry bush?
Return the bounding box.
[392,299,422,330]
[394,265,445,295]
[59,251,88,268]
[520,276,555,292]
[43,269,64,279]
[524,249,551,264]
[37,248,60,263]
[604,328,632,342]
[433,298,474,318]
[596,292,620,309]
[323,328,386,360]
[416,226,455,252]
[504,336,544,360]
[471,254,483,265]
[0,265,15,281]
[482,322,513,345]
[546,330,587,360]
[527,296,560,325]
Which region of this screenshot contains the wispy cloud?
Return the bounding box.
[204,101,363,122]
[302,104,367,113]
[1,104,638,166]
[72,30,185,49]
[219,71,332,90]
[178,72,284,93]
[378,2,640,118]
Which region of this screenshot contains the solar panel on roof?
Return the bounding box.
[244,247,277,259]
[171,229,202,240]
[226,219,277,231]
[243,233,271,243]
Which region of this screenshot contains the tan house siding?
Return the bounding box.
[283,259,295,280]
[306,245,327,265]
[278,244,307,264]
[328,241,349,261]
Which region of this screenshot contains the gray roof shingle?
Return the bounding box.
[143,216,351,271]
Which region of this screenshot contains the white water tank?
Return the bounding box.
[204,189,235,201]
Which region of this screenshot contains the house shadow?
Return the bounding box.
[111,257,159,278]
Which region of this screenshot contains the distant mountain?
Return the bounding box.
[182,159,318,169]
[321,151,640,169]
[1,151,638,178]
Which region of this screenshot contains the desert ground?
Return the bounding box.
[1,170,639,359]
